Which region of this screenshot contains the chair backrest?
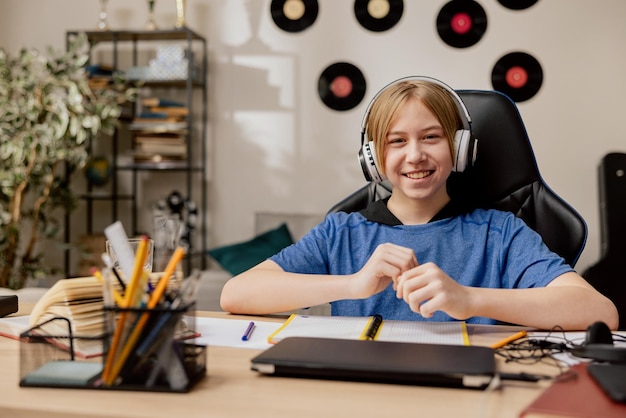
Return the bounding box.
[328,90,587,267]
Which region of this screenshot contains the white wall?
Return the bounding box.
[1,0,625,273]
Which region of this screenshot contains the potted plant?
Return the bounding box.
[0,33,133,289]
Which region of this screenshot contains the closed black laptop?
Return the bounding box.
[251,337,495,389]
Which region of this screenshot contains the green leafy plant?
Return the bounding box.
[0,33,133,289]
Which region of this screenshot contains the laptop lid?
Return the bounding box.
[251,337,495,389]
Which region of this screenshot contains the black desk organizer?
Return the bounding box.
[0,294,18,317]
[19,304,206,392]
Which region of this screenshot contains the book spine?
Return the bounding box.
[142,97,185,108]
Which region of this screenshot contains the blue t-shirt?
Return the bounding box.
[270,208,573,324]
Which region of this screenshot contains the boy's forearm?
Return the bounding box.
[470,285,618,330]
[220,263,352,314]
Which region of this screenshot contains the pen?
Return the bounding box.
[101,253,127,292]
[106,246,186,386]
[242,321,256,341]
[490,330,527,349]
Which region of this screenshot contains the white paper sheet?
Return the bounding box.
[189,316,282,350]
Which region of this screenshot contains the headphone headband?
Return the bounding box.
[360,76,472,143]
[358,76,477,181]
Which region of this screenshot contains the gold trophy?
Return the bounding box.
[146,0,158,30]
[175,0,186,28]
[97,0,109,30]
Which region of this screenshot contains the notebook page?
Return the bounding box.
[377,320,469,346]
[268,315,370,344]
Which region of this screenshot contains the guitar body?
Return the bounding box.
[583,153,626,329]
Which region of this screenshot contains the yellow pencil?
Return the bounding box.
[148,246,186,308]
[106,246,186,385]
[92,268,124,306]
[490,330,527,349]
[102,236,150,385]
[122,235,150,308]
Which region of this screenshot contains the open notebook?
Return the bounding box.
[267,314,470,346]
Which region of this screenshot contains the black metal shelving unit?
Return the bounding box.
[64,28,208,276]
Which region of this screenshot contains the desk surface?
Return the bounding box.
[0,312,555,418]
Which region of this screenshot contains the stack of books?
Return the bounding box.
[130,98,189,162]
[86,64,114,90]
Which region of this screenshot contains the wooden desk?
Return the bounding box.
[0,313,551,418]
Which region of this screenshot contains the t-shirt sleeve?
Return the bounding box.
[498,213,574,289]
[269,216,332,274]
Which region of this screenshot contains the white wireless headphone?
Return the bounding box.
[358,76,477,182]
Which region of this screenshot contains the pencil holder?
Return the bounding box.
[19,306,206,392]
[19,317,105,388]
[101,302,206,392]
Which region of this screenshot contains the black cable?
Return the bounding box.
[493,325,580,377]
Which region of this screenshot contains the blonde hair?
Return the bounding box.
[365,79,462,174]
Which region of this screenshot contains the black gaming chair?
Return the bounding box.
[328,90,587,267]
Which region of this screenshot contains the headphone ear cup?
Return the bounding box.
[452,129,476,172]
[585,321,614,345]
[358,141,385,183]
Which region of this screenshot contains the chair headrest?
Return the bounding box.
[449,90,540,206]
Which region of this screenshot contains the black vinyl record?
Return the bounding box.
[436,0,487,48]
[318,62,367,111]
[354,0,404,33]
[497,0,539,11]
[271,0,318,33]
[491,52,543,102]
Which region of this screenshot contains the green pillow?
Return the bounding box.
[207,223,294,276]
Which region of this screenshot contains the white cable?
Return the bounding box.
[478,374,502,418]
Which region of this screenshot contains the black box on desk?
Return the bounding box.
[0,294,18,317]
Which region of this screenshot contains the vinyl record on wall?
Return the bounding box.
[497,0,539,11]
[436,0,487,48]
[318,62,367,111]
[491,52,543,102]
[354,0,404,33]
[270,0,319,33]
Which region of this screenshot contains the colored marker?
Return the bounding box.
[242,322,256,341]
